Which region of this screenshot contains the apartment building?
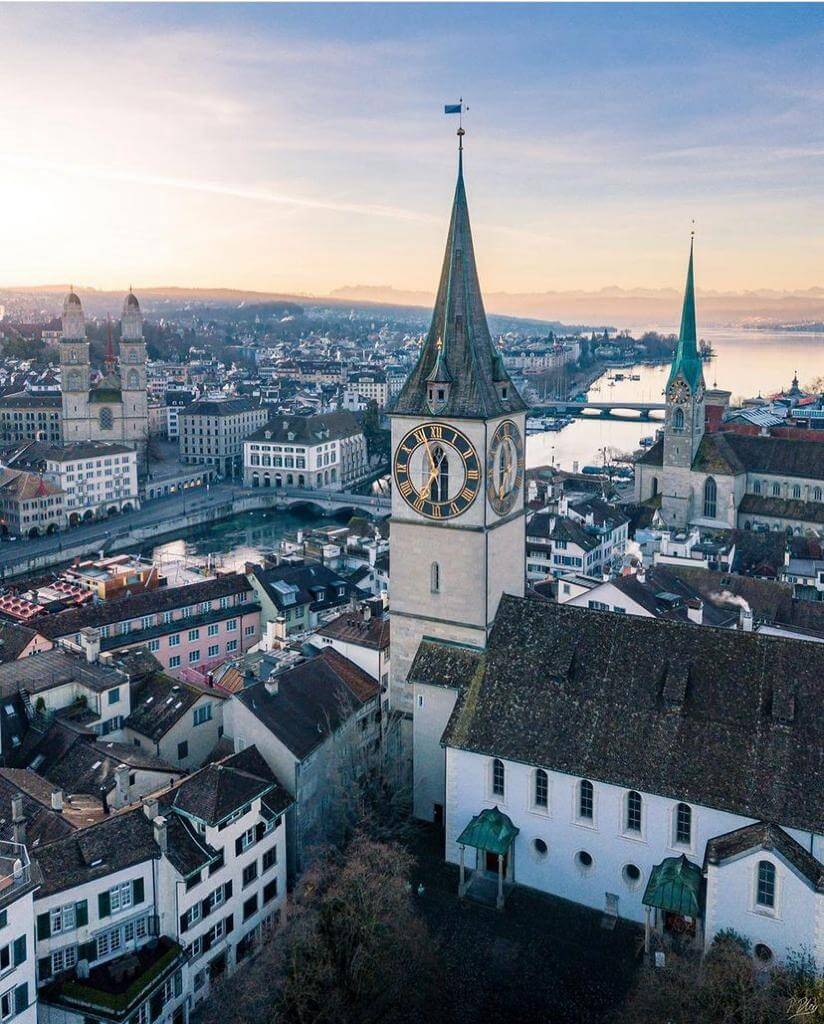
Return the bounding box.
[0,471,64,539]
[179,400,268,479]
[42,442,139,522]
[32,575,261,679]
[0,394,62,446]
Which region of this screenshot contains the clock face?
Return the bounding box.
[394,422,481,520]
[487,419,524,516]
[668,378,689,403]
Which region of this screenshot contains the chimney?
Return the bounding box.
[80,626,100,664]
[362,603,371,623]
[51,789,63,812]
[740,606,754,632]
[143,796,159,821]
[11,795,26,846]
[686,598,703,625]
[113,764,129,808]
[153,815,168,854]
[636,566,646,585]
[265,675,279,697]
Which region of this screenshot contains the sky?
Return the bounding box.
[1,3,823,298]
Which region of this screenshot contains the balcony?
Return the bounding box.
[44,937,185,1023]
[0,841,32,906]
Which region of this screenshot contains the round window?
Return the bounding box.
[576,850,593,870]
[623,864,642,889]
[533,838,548,857]
[754,943,773,963]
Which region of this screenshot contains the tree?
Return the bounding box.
[614,932,823,1024]
[198,832,441,1024]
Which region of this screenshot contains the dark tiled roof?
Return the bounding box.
[0,620,41,662]
[393,155,525,420]
[706,822,824,891]
[608,568,735,627]
[739,493,824,526]
[235,649,380,760]
[0,393,61,409]
[158,747,291,826]
[42,442,134,462]
[0,770,76,847]
[636,439,663,467]
[247,411,361,446]
[661,565,794,624]
[692,432,747,475]
[724,433,824,480]
[316,611,389,651]
[442,594,824,834]
[35,574,252,639]
[0,649,124,697]
[125,677,224,742]
[182,398,263,417]
[34,807,159,897]
[251,563,351,613]
[20,722,181,799]
[407,639,483,690]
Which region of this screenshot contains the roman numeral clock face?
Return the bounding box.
[393,423,481,519]
[487,419,524,516]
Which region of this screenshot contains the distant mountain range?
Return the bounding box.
[331,285,824,330]
[5,282,824,332]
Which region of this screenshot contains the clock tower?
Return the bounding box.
[661,236,706,525]
[389,131,527,810]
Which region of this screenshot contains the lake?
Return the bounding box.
[527,328,823,471]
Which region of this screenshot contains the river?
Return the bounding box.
[145,507,342,572]
[143,328,821,564]
[526,327,824,471]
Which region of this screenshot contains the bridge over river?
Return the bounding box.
[532,400,667,422]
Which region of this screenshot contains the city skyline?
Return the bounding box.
[1,3,823,300]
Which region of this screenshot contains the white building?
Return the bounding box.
[243,411,367,491]
[0,835,36,1024]
[29,748,290,1024]
[412,596,823,965]
[344,371,388,409]
[526,496,629,581]
[43,442,139,523]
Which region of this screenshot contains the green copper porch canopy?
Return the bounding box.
[642,854,703,917]
[457,807,519,856]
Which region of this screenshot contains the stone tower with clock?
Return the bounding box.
[389,131,527,813]
[660,237,706,526]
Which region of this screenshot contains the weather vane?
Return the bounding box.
[444,98,469,148]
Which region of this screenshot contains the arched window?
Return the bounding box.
[432,445,449,503]
[534,769,548,809]
[675,802,692,845]
[492,758,505,797]
[430,562,440,594]
[672,407,685,431]
[792,484,801,499]
[703,476,717,519]
[99,407,113,430]
[651,477,658,497]
[772,481,780,497]
[814,487,822,503]
[756,860,775,907]
[127,369,140,389]
[578,779,594,820]
[626,791,642,832]
[753,480,761,495]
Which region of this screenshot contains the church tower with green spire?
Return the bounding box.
[389,130,527,819]
[663,236,706,473]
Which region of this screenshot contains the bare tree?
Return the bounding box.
[198,832,441,1024]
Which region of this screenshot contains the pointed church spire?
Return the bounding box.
[394,129,524,419]
[667,232,704,392]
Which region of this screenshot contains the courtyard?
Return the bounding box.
[404,824,643,1024]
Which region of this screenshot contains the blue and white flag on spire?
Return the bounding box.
[444,103,462,114]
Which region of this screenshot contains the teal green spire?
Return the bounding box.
[667,235,704,392]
